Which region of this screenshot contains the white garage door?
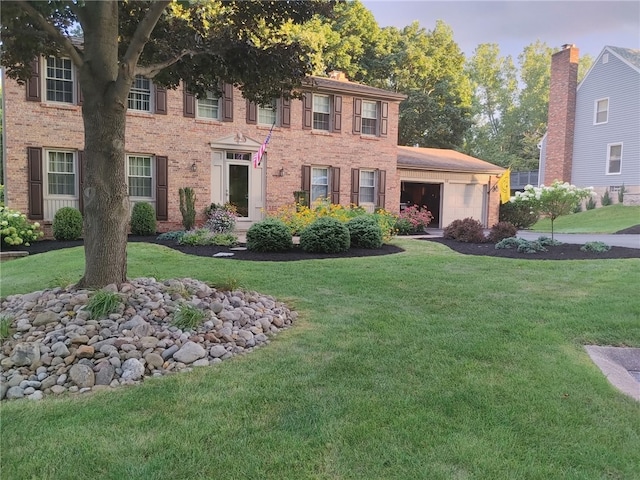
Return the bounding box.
[444,183,486,226]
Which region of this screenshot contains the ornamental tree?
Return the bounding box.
[1,0,332,288]
[510,181,594,239]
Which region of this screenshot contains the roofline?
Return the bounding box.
[397,162,505,175]
[578,46,640,92]
[302,77,407,101]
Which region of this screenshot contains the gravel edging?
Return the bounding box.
[0,277,296,401]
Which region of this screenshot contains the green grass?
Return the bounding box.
[532,204,640,233]
[1,240,639,479]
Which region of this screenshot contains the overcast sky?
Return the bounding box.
[361,1,640,63]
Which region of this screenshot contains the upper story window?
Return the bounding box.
[311,167,329,202]
[313,95,331,131]
[361,101,378,136]
[197,91,221,119]
[258,100,277,126]
[127,155,153,199]
[45,57,74,104]
[47,150,76,196]
[128,76,152,112]
[594,98,609,125]
[607,143,622,174]
[359,170,376,203]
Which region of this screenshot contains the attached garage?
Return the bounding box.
[397,146,505,228]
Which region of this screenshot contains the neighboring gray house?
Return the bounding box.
[539,45,640,205]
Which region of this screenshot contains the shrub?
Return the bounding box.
[130,202,156,236]
[300,217,350,253]
[397,205,433,233]
[347,216,383,249]
[179,187,197,230]
[601,190,612,207]
[618,185,626,204]
[581,241,611,253]
[394,217,414,236]
[499,200,538,229]
[0,206,43,247]
[205,203,237,233]
[178,228,237,246]
[246,218,293,252]
[156,230,186,242]
[494,237,548,254]
[586,196,597,210]
[443,218,486,243]
[172,303,206,331]
[487,221,518,243]
[0,185,4,206]
[52,207,83,240]
[372,209,398,244]
[536,236,563,247]
[210,233,238,246]
[86,290,121,319]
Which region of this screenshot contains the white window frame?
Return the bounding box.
[313,94,331,131]
[361,101,378,136]
[359,170,376,204]
[128,76,152,112]
[126,154,155,201]
[310,166,329,202]
[606,143,622,175]
[44,56,75,104]
[45,149,77,198]
[594,98,609,125]
[197,91,221,120]
[258,99,278,126]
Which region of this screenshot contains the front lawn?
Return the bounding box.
[1,239,639,479]
[531,204,640,233]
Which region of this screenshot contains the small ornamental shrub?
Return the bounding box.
[618,185,626,204]
[600,190,612,207]
[394,217,414,236]
[178,228,237,246]
[156,230,186,242]
[585,196,597,210]
[246,218,293,252]
[0,206,43,247]
[130,202,156,236]
[495,237,548,254]
[179,187,197,231]
[397,205,433,233]
[347,216,383,249]
[572,202,582,214]
[443,218,486,243]
[536,236,563,247]
[487,221,518,243]
[499,201,538,229]
[210,233,238,246]
[581,241,611,253]
[53,207,83,240]
[494,237,524,250]
[205,203,237,233]
[300,217,350,253]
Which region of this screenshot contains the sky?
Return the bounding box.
[361,1,640,63]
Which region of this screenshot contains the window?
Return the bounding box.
[359,170,375,203]
[311,167,329,201]
[45,57,74,103]
[594,98,609,124]
[197,91,220,119]
[47,150,76,196]
[128,76,152,112]
[361,101,378,136]
[313,95,330,131]
[258,100,277,126]
[127,155,153,198]
[607,143,622,174]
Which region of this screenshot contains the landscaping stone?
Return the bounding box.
[69,364,95,388]
[173,341,206,364]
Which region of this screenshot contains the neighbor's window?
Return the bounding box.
[594,98,609,124]
[197,91,220,119]
[359,170,375,203]
[128,76,152,112]
[45,57,74,103]
[47,150,76,196]
[258,100,277,125]
[607,143,622,174]
[128,155,153,198]
[361,101,378,135]
[311,167,329,201]
[313,94,330,131]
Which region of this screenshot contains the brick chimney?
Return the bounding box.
[544,44,579,185]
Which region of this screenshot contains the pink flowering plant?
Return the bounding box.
[397,205,434,234]
[204,203,238,234]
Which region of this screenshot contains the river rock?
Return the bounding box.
[69,364,95,388]
[121,358,144,381]
[173,341,206,364]
[10,342,41,367]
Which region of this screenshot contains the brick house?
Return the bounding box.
[2,57,405,233]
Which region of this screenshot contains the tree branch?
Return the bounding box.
[136,50,198,78]
[16,0,83,67]
[121,0,172,72]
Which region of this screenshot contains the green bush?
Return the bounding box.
[246,218,293,252]
[156,230,186,242]
[0,206,43,247]
[300,217,350,253]
[495,237,548,254]
[499,201,538,229]
[618,185,626,204]
[601,190,612,207]
[130,202,157,236]
[443,218,486,243]
[394,217,414,236]
[487,221,517,244]
[347,216,383,249]
[178,228,237,246]
[52,207,83,240]
[586,196,597,210]
[581,241,611,253]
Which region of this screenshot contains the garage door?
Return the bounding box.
[444,183,486,226]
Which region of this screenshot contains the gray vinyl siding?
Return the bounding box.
[571,50,640,188]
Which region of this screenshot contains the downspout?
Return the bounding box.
[1,69,6,203]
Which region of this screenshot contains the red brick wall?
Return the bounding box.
[544,45,579,185]
[3,77,401,231]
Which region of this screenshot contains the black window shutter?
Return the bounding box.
[377,170,387,208]
[330,167,341,204]
[350,168,360,205]
[332,95,342,132]
[77,79,84,106]
[28,147,44,220]
[26,58,41,102]
[78,151,85,214]
[222,83,234,122]
[280,98,291,127]
[302,94,312,130]
[380,102,389,136]
[301,165,311,198]
[353,98,362,134]
[155,87,167,114]
[246,100,257,124]
[183,87,195,118]
[155,156,168,221]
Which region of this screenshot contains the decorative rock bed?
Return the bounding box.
[0,277,296,401]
